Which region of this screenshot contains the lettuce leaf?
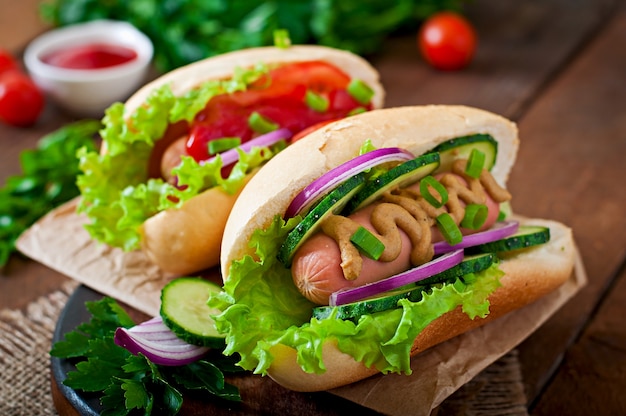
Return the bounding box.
[76,64,277,251]
[209,216,504,376]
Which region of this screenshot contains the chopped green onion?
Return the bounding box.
[347,79,374,105]
[348,107,367,116]
[273,29,291,49]
[350,226,385,260]
[419,175,448,208]
[461,203,488,230]
[208,137,241,155]
[436,213,463,245]
[305,90,329,112]
[248,112,279,134]
[465,148,486,178]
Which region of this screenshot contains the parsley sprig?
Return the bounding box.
[1,120,101,268]
[51,297,242,415]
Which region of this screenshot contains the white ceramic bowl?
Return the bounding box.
[24,20,153,117]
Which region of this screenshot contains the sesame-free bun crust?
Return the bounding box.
[118,45,383,275]
[220,105,576,391]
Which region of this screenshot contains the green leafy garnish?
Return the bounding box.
[51,297,242,415]
[0,120,100,267]
[208,215,503,376]
[39,0,467,72]
[76,66,282,252]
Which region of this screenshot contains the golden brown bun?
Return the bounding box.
[265,217,575,392]
[116,45,384,275]
[220,105,576,391]
[221,105,519,272]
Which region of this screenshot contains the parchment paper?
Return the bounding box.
[16,197,586,415]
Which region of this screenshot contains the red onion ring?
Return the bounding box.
[285,147,414,218]
[329,249,464,307]
[114,316,209,366]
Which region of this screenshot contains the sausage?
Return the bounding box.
[160,136,188,183]
[290,173,503,305]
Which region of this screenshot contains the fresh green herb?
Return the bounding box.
[347,79,375,105]
[39,0,467,72]
[436,212,463,245]
[305,89,329,112]
[465,148,486,178]
[248,111,279,134]
[350,226,385,260]
[419,175,448,208]
[461,203,488,230]
[208,137,241,155]
[0,120,101,267]
[51,297,242,416]
[273,28,291,49]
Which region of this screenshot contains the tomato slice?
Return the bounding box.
[184,61,372,163]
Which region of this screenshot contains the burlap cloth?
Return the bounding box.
[0,280,529,416]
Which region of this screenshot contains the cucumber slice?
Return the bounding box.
[431,134,498,173]
[417,252,496,285]
[473,225,550,253]
[312,252,495,322]
[277,173,366,267]
[160,277,226,348]
[344,152,440,213]
[313,285,423,321]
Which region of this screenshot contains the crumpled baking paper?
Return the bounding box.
[16,198,586,415]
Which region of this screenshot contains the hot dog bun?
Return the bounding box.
[219,105,577,391]
[114,45,384,275]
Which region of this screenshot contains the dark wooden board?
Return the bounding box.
[511,5,626,412]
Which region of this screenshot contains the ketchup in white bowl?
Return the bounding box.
[41,43,138,70]
[24,20,153,117]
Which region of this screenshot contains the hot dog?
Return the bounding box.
[76,44,384,275]
[211,105,577,392]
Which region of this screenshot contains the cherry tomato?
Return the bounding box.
[0,49,19,74]
[418,12,477,71]
[0,70,45,127]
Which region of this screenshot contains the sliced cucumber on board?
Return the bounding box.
[344,152,440,213]
[312,252,495,322]
[160,277,226,348]
[431,134,498,174]
[472,225,551,253]
[277,173,366,267]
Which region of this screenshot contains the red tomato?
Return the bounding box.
[418,12,477,71]
[0,70,45,127]
[0,49,19,74]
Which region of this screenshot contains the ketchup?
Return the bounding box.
[185,61,372,162]
[41,43,137,70]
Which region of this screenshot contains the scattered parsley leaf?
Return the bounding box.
[51,297,241,415]
[39,0,468,72]
[0,119,101,268]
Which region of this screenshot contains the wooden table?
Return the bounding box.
[1,0,625,414]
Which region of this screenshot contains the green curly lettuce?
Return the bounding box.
[209,215,504,376]
[76,64,280,251]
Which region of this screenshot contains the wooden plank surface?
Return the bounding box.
[511,4,626,412]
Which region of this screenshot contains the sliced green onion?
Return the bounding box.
[273,29,291,49]
[348,107,367,116]
[248,112,279,134]
[347,79,374,105]
[208,137,241,155]
[461,203,488,230]
[419,175,448,208]
[465,148,486,178]
[305,90,329,112]
[350,226,385,260]
[436,213,463,245]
